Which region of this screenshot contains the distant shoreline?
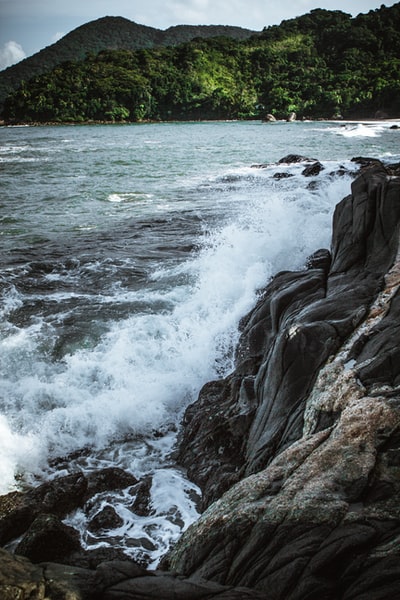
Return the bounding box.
[1,117,400,128]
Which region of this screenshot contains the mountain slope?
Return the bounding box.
[0,16,256,108]
[2,4,400,122]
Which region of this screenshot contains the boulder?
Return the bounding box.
[0,472,87,546]
[278,154,317,164]
[273,171,294,179]
[88,505,124,532]
[301,161,324,176]
[85,467,138,502]
[130,476,153,516]
[15,513,81,563]
[0,468,137,547]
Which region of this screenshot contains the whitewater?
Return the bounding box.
[1,119,399,564]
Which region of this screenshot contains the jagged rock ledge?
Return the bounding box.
[165,158,400,598]
[1,157,400,599]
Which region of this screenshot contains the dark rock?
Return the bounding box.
[302,161,324,177]
[0,468,137,547]
[88,505,123,532]
[351,156,385,172]
[42,562,97,600]
[355,287,400,391]
[305,248,331,273]
[29,472,88,516]
[330,164,400,274]
[306,180,320,190]
[273,171,294,179]
[130,476,153,516]
[166,161,400,598]
[329,166,349,177]
[95,562,268,599]
[177,376,253,510]
[66,546,130,569]
[278,154,317,164]
[0,472,87,546]
[94,559,149,591]
[0,550,274,599]
[15,513,81,563]
[250,163,269,169]
[85,467,138,501]
[0,548,46,600]
[0,491,34,547]
[387,162,400,176]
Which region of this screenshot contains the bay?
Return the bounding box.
[0,119,399,563]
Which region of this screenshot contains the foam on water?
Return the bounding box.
[0,163,352,491]
[0,126,371,562]
[330,121,398,138]
[108,192,154,203]
[65,466,201,566]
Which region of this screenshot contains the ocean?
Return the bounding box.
[1,119,399,564]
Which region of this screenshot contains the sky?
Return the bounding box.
[0,0,398,70]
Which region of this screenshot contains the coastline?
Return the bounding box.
[1,116,400,127]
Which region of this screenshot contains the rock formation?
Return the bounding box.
[166,159,400,598]
[1,158,400,599]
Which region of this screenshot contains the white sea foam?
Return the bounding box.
[65,466,201,566]
[1,122,396,562]
[0,164,352,496]
[332,123,385,138]
[108,192,154,203]
[0,414,42,492]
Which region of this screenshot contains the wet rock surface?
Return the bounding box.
[1,157,400,598]
[168,159,400,598]
[0,468,138,548]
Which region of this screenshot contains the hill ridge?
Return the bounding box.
[0,16,257,107]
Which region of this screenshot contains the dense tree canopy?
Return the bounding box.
[3,4,400,123]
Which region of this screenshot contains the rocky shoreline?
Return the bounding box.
[1,156,400,599]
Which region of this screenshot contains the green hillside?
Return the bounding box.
[0,17,255,108]
[2,4,400,123]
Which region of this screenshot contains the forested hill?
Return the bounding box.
[0,17,256,107]
[2,3,400,123]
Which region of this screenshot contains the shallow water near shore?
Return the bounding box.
[1,119,399,564]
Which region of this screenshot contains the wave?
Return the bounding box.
[329,121,398,138]
[0,148,358,562]
[0,162,354,491]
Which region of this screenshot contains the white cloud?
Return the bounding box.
[51,31,65,44]
[0,40,26,70]
[166,0,211,22]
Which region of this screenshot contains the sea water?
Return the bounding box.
[0,119,399,564]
